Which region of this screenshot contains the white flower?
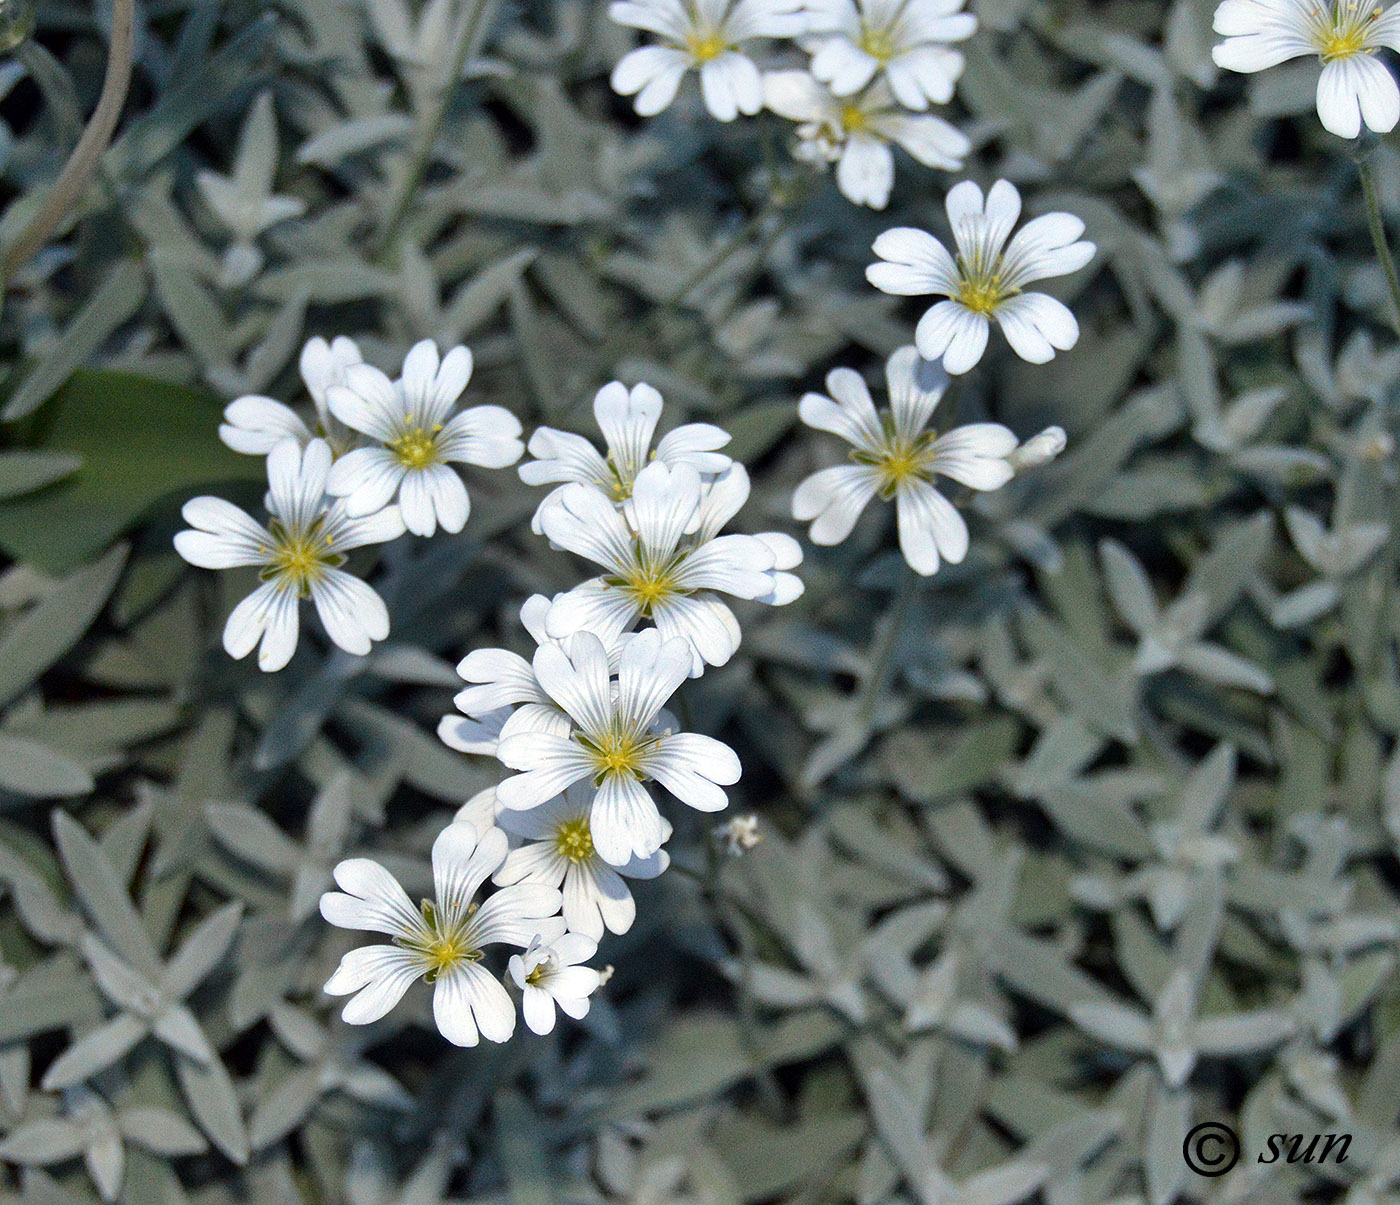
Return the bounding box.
[609,0,807,120]
[1212,0,1400,139]
[764,71,968,208]
[437,595,581,760]
[174,438,405,671]
[493,783,671,940]
[507,934,603,1035]
[520,380,731,534]
[803,0,977,109]
[792,346,1019,575]
[540,461,803,675]
[714,813,763,855]
[866,178,1096,374]
[219,336,364,456]
[319,821,565,1046]
[324,339,524,537]
[494,630,741,866]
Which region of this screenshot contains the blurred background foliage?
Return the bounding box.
[0,0,1398,1201]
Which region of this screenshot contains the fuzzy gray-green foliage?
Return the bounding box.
[0,0,1397,1201]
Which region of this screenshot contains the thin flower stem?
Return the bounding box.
[855,564,920,729]
[1355,150,1400,341]
[1,0,136,283]
[374,0,495,261]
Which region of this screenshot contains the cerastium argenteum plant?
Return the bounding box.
[5,0,1400,1198]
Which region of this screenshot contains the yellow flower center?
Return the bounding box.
[687,30,729,61]
[955,272,1013,315]
[578,730,653,784]
[606,550,689,617]
[555,817,596,864]
[852,427,937,499]
[840,104,870,133]
[526,960,552,987]
[858,25,896,63]
[1313,2,1383,60]
[397,899,482,982]
[260,519,344,598]
[391,426,442,470]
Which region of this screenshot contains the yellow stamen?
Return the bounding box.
[840,104,869,133]
[1312,2,1384,60]
[852,426,937,499]
[858,25,896,63]
[391,426,442,470]
[955,273,1013,315]
[261,519,343,598]
[578,730,653,784]
[686,30,729,61]
[555,818,596,864]
[396,899,482,982]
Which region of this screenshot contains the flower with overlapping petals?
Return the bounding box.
[764,71,968,208]
[866,178,1095,374]
[609,0,808,120]
[494,630,740,866]
[325,339,523,537]
[493,783,671,940]
[319,822,565,1046]
[540,461,802,675]
[792,346,1050,575]
[520,380,731,533]
[508,934,603,1035]
[174,438,404,671]
[804,0,977,110]
[1212,0,1400,139]
[219,336,364,456]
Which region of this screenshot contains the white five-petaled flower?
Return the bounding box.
[494,630,741,866]
[324,339,524,538]
[1212,0,1400,139]
[540,461,803,675]
[319,822,565,1046]
[492,783,671,940]
[866,178,1096,374]
[609,0,808,120]
[220,336,364,456]
[803,0,977,109]
[508,934,603,1035]
[764,71,969,208]
[174,438,405,671]
[520,380,732,533]
[792,346,1029,575]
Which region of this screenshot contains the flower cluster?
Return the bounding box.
[178,338,524,670]
[608,0,976,207]
[794,179,1089,573]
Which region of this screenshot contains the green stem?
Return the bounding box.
[2,0,136,283]
[854,565,920,729]
[1356,150,1400,340]
[374,0,494,261]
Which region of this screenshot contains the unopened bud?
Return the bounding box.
[1008,426,1066,471]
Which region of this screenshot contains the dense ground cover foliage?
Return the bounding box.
[1,0,1400,1201]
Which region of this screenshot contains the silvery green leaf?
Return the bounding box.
[0,734,92,797]
[296,115,414,168]
[248,1067,323,1150]
[0,545,127,711]
[115,1108,206,1157]
[52,814,160,979]
[203,803,299,874]
[41,1014,147,1090]
[159,902,242,999]
[0,1119,85,1163]
[1,263,147,421]
[174,1049,248,1165]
